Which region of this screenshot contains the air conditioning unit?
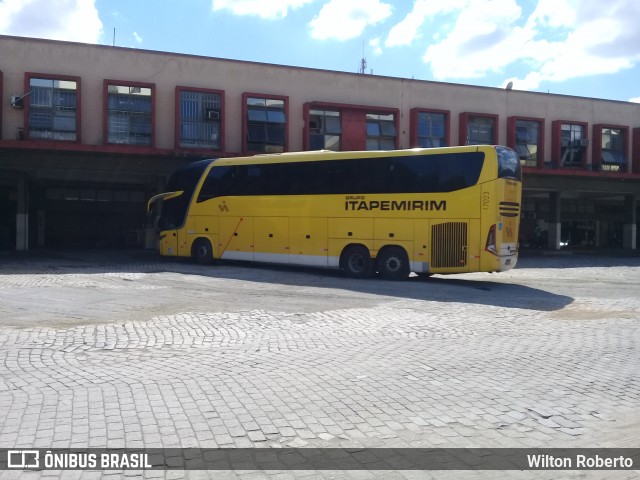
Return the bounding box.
[205,109,220,121]
[10,95,24,109]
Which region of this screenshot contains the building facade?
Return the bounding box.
[1,35,639,252]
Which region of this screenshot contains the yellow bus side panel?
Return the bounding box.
[413,220,429,269]
[290,217,327,255]
[467,219,480,272]
[195,215,217,235]
[328,218,374,240]
[219,216,254,261]
[290,217,328,267]
[254,217,289,256]
[374,218,414,241]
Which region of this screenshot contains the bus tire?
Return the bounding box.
[341,245,373,279]
[191,238,213,265]
[377,246,410,280]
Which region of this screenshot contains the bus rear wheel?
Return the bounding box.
[341,245,373,279]
[377,247,410,280]
[191,238,213,265]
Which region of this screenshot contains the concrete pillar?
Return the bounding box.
[623,194,637,250]
[15,174,29,251]
[37,209,46,247]
[144,175,166,250]
[547,191,562,250]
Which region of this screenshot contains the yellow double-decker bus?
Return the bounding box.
[148,145,521,280]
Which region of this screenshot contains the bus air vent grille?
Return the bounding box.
[431,222,468,268]
[499,201,520,218]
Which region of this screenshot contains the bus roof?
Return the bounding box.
[210,145,499,166]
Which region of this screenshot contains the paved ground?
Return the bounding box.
[0,249,639,479]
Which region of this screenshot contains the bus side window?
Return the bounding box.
[282,162,317,195]
[357,157,388,194]
[197,166,234,202]
[438,153,484,191]
[408,156,440,193]
[315,159,357,194]
[388,158,417,193]
[239,164,268,196]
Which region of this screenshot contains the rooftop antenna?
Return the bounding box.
[358,41,367,74]
[113,28,116,47]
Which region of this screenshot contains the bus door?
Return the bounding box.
[426,219,472,274]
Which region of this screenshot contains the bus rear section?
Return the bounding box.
[482,147,522,272]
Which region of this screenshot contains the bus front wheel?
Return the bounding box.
[191,238,213,265]
[377,247,410,280]
[341,245,373,279]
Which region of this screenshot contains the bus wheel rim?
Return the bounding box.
[386,258,400,272]
[349,254,365,272]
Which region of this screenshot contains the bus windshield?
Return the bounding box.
[157,159,213,230]
[496,146,521,181]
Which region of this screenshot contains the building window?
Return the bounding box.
[304,103,399,151]
[560,123,586,167]
[28,76,78,141]
[366,113,397,150]
[515,120,540,166]
[466,116,494,145]
[106,83,153,145]
[416,111,447,147]
[601,128,627,171]
[309,109,341,151]
[179,89,222,149]
[245,95,287,153]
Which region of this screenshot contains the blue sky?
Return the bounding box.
[2,0,640,102]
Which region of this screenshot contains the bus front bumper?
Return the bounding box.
[498,254,518,271]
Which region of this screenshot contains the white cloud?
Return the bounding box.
[0,0,103,43]
[422,0,525,79]
[412,0,640,89]
[309,0,393,41]
[369,38,383,55]
[417,0,640,90]
[133,32,142,44]
[629,97,640,103]
[212,0,314,19]
[385,0,465,47]
[527,0,576,28]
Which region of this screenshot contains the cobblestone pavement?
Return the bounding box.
[0,250,639,480]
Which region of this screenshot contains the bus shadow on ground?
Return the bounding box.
[186,260,574,312]
[0,249,573,312]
